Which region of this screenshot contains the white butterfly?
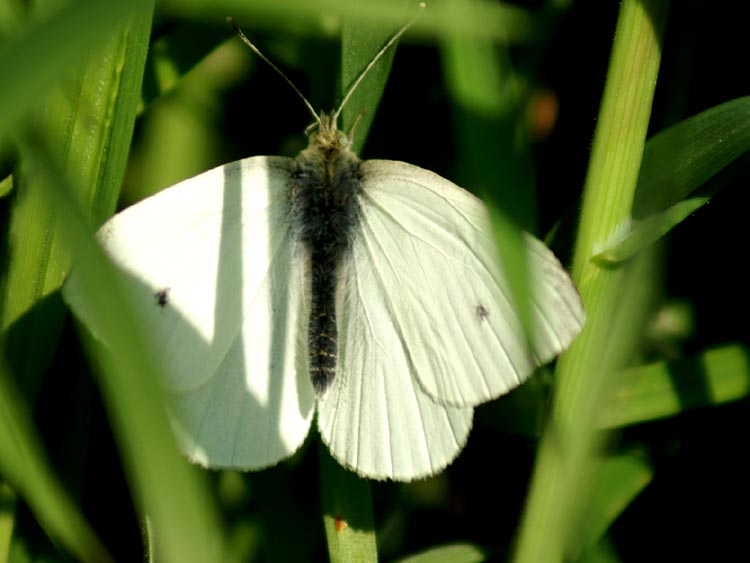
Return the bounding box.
[64,22,584,482]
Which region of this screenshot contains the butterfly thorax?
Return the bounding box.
[290,113,364,395]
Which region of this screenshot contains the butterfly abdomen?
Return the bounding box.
[291,131,363,395]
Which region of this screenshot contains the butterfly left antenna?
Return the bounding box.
[228,18,323,127]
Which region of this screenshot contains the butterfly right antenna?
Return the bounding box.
[332,2,426,126]
[229,3,425,131]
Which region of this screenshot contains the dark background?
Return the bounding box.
[16,0,750,561]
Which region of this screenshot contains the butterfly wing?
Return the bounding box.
[337,159,583,410]
[65,156,315,469]
[316,251,474,480]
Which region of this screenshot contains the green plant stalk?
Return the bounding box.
[319,444,378,563]
[513,1,669,561]
[315,3,397,559]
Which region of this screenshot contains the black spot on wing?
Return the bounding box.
[155,287,170,308]
[475,303,490,321]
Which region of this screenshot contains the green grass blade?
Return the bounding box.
[595,97,750,264]
[395,542,489,563]
[514,2,669,561]
[140,21,234,112]
[600,344,750,428]
[593,194,711,265]
[158,0,534,44]
[633,96,750,218]
[340,0,410,153]
[575,453,653,558]
[0,484,12,562]
[0,354,113,562]
[579,536,624,563]
[1,3,154,558]
[19,132,229,563]
[1,0,155,388]
[0,0,152,136]
[319,445,377,563]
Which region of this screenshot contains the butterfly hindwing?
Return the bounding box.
[316,247,473,481]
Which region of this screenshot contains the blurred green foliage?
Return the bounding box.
[1,1,748,562]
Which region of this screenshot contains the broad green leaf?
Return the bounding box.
[595,97,750,264]
[395,542,489,563]
[599,344,750,428]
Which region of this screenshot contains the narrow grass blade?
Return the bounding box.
[1,3,154,558]
[593,194,711,265]
[600,344,750,428]
[319,444,377,563]
[158,0,535,44]
[595,97,750,264]
[340,0,409,153]
[634,96,750,218]
[0,353,112,562]
[20,133,228,563]
[575,453,653,557]
[395,542,489,563]
[0,0,152,136]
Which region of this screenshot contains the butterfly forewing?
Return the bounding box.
[66,157,316,469]
[336,159,585,409]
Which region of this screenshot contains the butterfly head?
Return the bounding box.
[306,112,352,153]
